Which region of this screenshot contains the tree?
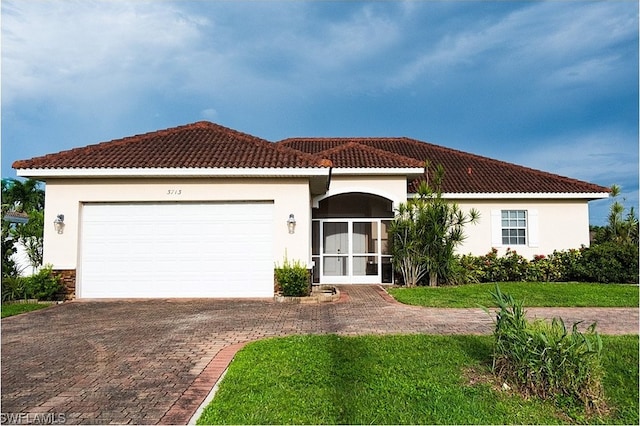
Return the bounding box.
[592,184,638,246]
[1,178,45,277]
[2,178,45,212]
[389,163,480,287]
[389,202,428,287]
[19,210,44,270]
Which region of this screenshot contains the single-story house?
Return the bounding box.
[13,121,610,298]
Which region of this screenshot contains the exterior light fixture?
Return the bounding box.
[287,213,296,234]
[53,214,65,234]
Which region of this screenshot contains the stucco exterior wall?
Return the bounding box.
[313,175,409,210]
[453,199,591,258]
[42,178,312,270]
[42,174,595,280]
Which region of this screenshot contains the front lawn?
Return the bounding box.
[197,334,638,425]
[1,302,50,318]
[387,282,639,308]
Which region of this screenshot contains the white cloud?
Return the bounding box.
[2,0,411,111]
[543,55,621,89]
[200,108,218,121]
[7,0,632,111]
[387,1,637,90]
[308,5,400,71]
[511,127,639,226]
[2,0,206,105]
[512,128,638,188]
[178,2,403,98]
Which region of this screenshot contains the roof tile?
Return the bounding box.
[278,137,609,194]
[12,121,324,170]
[12,122,609,195]
[314,142,424,168]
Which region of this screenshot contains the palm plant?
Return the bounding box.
[596,184,638,246]
[389,163,479,287]
[2,178,45,276]
[388,202,428,287]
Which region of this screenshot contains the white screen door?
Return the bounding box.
[319,220,384,284]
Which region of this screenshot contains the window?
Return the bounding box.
[501,210,527,245]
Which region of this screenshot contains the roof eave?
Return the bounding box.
[331,167,424,178]
[407,192,611,200]
[16,167,330,179]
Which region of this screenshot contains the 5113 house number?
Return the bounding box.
[166,189,182,195]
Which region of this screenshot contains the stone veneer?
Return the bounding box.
[53,269,76,300]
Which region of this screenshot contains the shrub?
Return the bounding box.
[479,248,502,282]
[499,248,529,281]
[526,254,554,282]
[1,266,63,302]
[23,266,64,301]
[2,237,19,279]
[454,244,638,284]
[490,286,605,413]
[1,276,28,302]
[576,242,638,284]
[447,254,482,285]
[462,248,530,282]
[274,258,310,297]
[548,248,583,281]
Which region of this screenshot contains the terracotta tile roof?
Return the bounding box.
[314,142,424,168]
[3,210,30,224]
[12,121,325,170]
[13,121,609,195]
[278,137,610,194]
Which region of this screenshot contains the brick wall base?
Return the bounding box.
[52,269,76,300]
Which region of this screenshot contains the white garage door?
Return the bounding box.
[79,202,274,298]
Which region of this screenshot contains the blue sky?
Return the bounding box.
[2,0,638,225]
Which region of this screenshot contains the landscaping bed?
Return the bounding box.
[275,285,340,304]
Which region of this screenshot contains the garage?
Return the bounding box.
[79,202,274,298]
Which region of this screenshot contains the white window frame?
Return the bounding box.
[491,209,539,248]
[501,210,527,245]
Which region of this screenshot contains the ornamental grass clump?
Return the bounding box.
[490,285,605,414]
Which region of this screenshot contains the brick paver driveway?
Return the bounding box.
[2,285,637,425]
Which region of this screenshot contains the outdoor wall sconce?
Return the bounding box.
[287,213,296,234]
[53,214,65,234]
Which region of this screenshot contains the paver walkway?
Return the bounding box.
[1,285,637,425]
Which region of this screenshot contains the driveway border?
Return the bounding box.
[159,342,248,424]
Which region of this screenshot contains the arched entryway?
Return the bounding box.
[312,193,394,284]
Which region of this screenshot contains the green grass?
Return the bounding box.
[197,334,638,425]
[1,302,50,318]
[388,282,639,308]
[600,335,640,423]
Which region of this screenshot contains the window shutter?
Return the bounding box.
[491,210,502,247]
[528,209,539,248]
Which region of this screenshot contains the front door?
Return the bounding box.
[322,222,349,279]
[315,219,392,284]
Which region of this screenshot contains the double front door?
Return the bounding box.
[312,219,393,284]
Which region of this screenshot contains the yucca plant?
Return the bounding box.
[388,162,479,287]
[490,285,605,413]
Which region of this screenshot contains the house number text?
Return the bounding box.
[166,189,182,195]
